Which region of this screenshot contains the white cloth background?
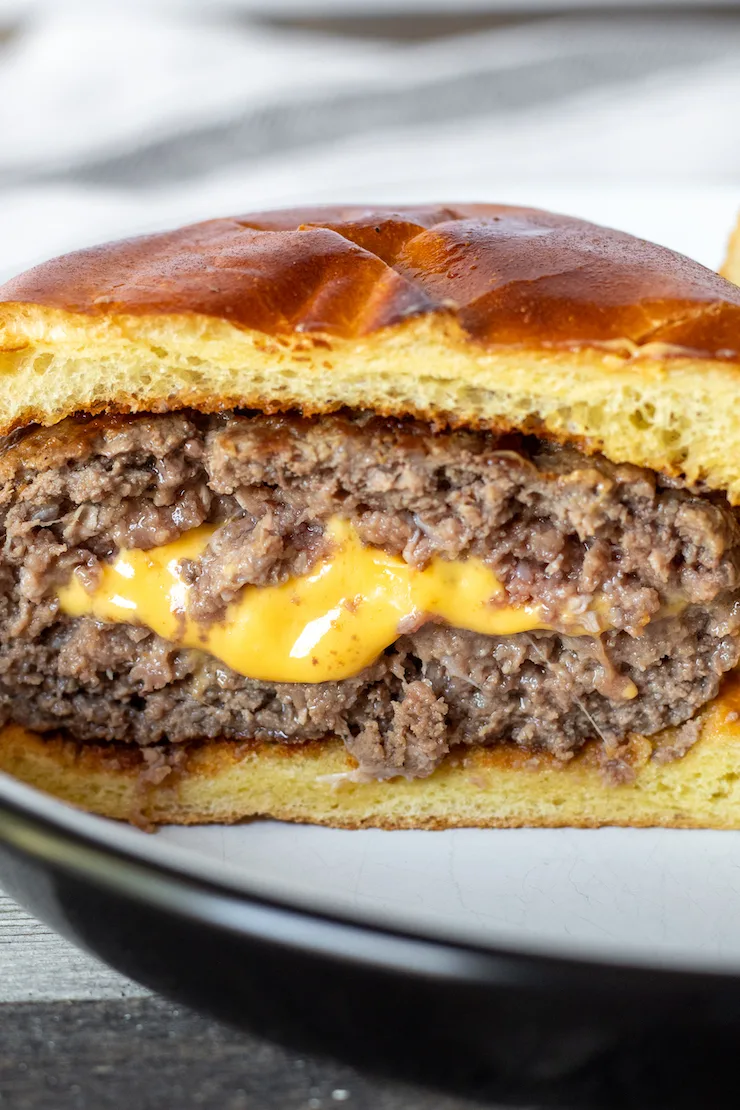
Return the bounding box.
[0,3,738,281]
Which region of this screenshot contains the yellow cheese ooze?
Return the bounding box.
[57,519,549,683]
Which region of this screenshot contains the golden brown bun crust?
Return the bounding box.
[4,204,740,351]
[3,679,740,829]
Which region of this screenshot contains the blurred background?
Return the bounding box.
[0,0,739,279]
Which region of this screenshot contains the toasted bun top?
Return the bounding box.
[3,203,740,348]
[2,204,740,499]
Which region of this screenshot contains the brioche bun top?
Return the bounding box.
[4,202,740,347]
[2,204,740,497]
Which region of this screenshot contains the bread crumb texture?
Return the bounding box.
[2,310,740,499]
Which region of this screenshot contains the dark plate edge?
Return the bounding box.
[0,779,738,1000]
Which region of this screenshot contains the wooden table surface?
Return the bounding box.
[0,891,498,1109]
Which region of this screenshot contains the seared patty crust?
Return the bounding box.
[0,409,739,779]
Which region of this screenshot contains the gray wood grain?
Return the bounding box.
[0,891,148,1003]
[0,996,491,1110]
[0,891,498,1108]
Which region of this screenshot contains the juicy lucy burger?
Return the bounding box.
[1,204,740,828]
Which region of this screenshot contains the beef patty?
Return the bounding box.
[0,409,739,780]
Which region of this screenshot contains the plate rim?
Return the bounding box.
[2,771,740,994]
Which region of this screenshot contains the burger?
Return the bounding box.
[1,204,740,829]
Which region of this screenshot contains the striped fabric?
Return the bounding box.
[0,7,739,280]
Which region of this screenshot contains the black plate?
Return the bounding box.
[0,774,739,1109]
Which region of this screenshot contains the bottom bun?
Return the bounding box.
[2,681,740,828]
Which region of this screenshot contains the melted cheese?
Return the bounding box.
[57,519,551,683]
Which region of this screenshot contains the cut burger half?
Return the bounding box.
[1,204,740,828]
